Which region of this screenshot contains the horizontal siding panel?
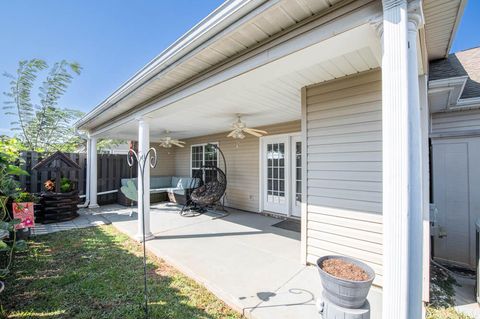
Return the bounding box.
[308,151,381,162]
[305,71,383,286]
[307,221,382,244]
[308,210,383,233]
[306,86,382,106]
[308,237,382,264]
[308,205,383,224]
[308,187,381,203]
[308,170,382,181]
[308,179,382,192]
[308,121,382,137]
[308,131,381,145]
[307,111,382,128]
[431,109,480,135]
[432,110,480,123]
[308,195,382,214]
[307,101,381,120]
[308,141,382,153]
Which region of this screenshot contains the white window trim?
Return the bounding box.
[189,142,219,179]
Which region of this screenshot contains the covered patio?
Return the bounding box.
[91,202,382,319]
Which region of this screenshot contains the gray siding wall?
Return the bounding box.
[304,70,383,286]
[431,108,480,136]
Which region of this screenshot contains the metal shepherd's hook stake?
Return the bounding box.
[127,147,157,319]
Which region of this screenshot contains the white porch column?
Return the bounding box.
[135,118,154,241]
[380,1,424,318]
[88,136,99,208]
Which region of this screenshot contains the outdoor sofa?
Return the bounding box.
[118,176,200,206]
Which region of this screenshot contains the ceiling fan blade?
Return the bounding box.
[247,128,268,135]
[227,130,236,137]
[171,141,185,147]
[244,128,263,137]
[173,140,186,144]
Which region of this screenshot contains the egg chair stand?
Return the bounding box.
[180,144,228,218]
[179,165,227,217]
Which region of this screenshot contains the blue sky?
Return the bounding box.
[0,0,479,136]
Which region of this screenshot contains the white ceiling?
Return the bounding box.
[99,24,381,141]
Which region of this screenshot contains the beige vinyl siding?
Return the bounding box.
[151,145,176,176]
[174,121,301,212]
[304,70,383,286]
[431,108,480,135]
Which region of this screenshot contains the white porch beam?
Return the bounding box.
[380,0,424,318]
[135,118,154,242]
[88,137,99,208]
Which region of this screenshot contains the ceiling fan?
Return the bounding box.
[227,114,267,139]
[159,131,185,148]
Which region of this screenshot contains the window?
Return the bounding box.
[191,143,218,182]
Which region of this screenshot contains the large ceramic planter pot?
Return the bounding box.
[317,255,375,308]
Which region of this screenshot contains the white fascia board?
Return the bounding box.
[428,75,468,89]
[445,0,468,58]
[88,1,381,137]
[428,75,468,108]
[76,0,275,130]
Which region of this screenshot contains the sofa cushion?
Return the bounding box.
[151,176,172,189]
[121,178,137,187]
[121,176,200,192]
[173,176,200,189]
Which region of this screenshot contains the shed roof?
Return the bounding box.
[32,151,81,171]
[430,47,480,99]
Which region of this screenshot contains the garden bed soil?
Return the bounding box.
[321,258,369,281]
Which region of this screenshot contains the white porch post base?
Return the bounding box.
[135,118,154,241]
[88,136,99,209]
[380,0,424,318]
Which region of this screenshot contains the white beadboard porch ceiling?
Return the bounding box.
[97,24,381,141]
[78,0,464,135]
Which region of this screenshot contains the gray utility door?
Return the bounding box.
[432,137,480,268]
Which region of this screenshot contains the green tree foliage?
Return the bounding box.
[3,59,84,152]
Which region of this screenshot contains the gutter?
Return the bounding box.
[75,0,267,130]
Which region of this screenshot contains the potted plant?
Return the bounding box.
[12,192,36,240]
[317,255,375,309]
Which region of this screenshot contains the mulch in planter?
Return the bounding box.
[321,258,369,281]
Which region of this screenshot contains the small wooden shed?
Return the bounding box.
[33,151,81,223]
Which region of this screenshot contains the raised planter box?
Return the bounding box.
[317,255,375,309]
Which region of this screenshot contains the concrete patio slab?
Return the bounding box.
[91,203,382,319]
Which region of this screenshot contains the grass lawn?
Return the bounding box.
[0,225,242,319]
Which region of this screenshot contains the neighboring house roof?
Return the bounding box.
[430,47,480,100]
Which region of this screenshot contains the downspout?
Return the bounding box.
[77,134,91,208]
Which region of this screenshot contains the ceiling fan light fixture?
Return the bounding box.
[227,114,267,140]
[232,131,245,139]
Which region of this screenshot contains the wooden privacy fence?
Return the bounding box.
[17,152,136,205]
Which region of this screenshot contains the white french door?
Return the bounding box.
[261,133,302,217]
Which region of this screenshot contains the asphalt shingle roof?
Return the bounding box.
[430,47,480,99]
